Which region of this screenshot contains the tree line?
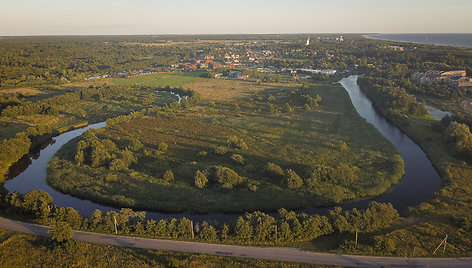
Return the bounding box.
[0,189,400,245]
[357,75,428,118]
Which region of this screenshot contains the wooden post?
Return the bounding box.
[275,224,278,244]
[113,215,118,234]
[355,230,358,246]
[191,220,194,239]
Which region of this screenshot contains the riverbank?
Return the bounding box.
[353,76,472,257]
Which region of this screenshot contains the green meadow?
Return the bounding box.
[113,72,208,88]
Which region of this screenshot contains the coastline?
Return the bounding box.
[363,33,472,48]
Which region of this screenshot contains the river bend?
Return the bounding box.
[4,77,441,221]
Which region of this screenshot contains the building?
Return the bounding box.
[297,68,337,75]
[381,45,404,51]
[228,70,244,79]
[411,70,471,90]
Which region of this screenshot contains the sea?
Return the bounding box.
[366,33,472,48]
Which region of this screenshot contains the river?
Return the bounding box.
[425,105,452,120]
[4,77,441,221]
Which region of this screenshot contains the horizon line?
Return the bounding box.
[1,32,472,38]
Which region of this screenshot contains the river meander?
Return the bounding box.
[4,76,441,221]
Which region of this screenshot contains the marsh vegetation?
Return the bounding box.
[48,76,403,213]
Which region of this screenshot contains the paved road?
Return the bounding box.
[1,217,471,267]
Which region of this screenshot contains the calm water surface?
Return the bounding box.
[366,33,472,48]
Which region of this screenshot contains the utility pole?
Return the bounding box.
[191,220,194,239]
[443,234,447,255]
[275,224,277,244]
[113,215,118,234]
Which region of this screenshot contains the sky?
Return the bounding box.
[0,0,471,36]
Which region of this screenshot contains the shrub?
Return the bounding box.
[163,170,174,181]
[248,183,258,192]
[231,154,244,165]
[194,170,208,189]
[199,222,218,242]
[49,221,72,244]
[129,138,143,151]
[444,121,472,158]
[158,142,168,153]
[105,173,118,182]
[213,166,244,189]
[304,94,322,109]
[285,169,303,189]
[197,151,208,157]
[91,147,111,168]
[121,100,132,107]
[121,149,136,167]
[214,146,228,155]
[226,136,248,150]
[109,159,127,171]
[283,103,294,113]
[331,163,358,184]
[266,162,284,178]
[337,141,348,152]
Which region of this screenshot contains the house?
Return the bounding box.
[297,69,337,75]
[381,45,404,51]
[228,70,244,79]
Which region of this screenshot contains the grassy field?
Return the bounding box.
[0,228,314,267]
[48,78,403,213]
[0,87,44,95]
[113,72,209,88]
[0,87,178,139]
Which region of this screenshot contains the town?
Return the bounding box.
[85,37,344,82]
